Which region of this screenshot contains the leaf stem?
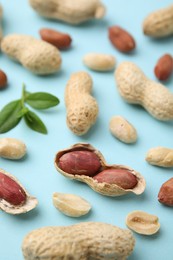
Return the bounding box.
[21,83,26,108]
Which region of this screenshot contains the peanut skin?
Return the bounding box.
[1,34,61,75]
[65,72,99,135]
[22,222,135,260]
[29,0,106,25]
[115,61,173,121]
[158,178,173,206]
[58,150,101,176]
[93,168,138,189]
[143,4,173,38]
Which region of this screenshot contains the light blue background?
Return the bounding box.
[0,1,173,259]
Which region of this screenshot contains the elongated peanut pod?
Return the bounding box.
[22,222,135,260]
[65,72,99,135]
[143,4,173,37]
[115,61,173,121]
[146,147,173,167]
[29,0,106,25]
[1,34,61,75]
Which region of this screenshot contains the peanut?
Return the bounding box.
[29,0,106,25]
[146,147,173,168]
[58,150,101,176]
[1,34,62,75]
[158,178,173,206]
[22,222,135,260]
[39,28,72,49]
[93,168,138,189]
[0,138,26,160]
[65,72,99,135]
[0,69,7,89]
[52,192,91,217]
[143,4,173,38]
[108,26,136,53]
[115,61,173,121]
[83,53,115,71]
[0,169,38,214]
[126,210,160,235]
[109,115,137,143]
[154,54,173,81]
[55,143,146,196]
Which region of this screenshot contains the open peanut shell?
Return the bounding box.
[54,143,146,196]
[0,168,38,214]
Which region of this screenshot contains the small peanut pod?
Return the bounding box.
[65,72,99,135]
[22,222,135,260]
[109,116,137,143]
[1,34,61,75]
[0,169,38,214]
[53,192,91,217]
[115,61,173,121]
[126,210,160,235]
[143,4,173,38]
[83,53,115,72]
[0,138,26,160]
[29,0,106,25]
[146,147,173,168]
[55,143,146,197]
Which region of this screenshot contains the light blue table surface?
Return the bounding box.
[0,1,173,259]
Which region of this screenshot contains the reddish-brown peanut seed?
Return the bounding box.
[0,171,26,205]
[93,169,138,189]
[108,26,136,53]
[58,151,101,177]
[0,69,7,89]
[158,178,173,206]
[39,28,72,49]
[154,54,173,81]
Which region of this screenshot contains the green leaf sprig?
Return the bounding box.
[0,84,60,134]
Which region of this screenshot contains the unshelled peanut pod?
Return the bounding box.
[143,4,173,38]
[29,0,106,25]
[54,143,146,196]
[65,72,99,135]
[0,169,38,214]
[22,222,135,260]
[115,61,173,121]
[1,34,61,75]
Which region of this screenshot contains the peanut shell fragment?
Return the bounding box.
[22,222,135,260]
[109,116,137,143]
[52,192,91,217]
[55,143,146,197]
[146,147,173,167]
[126,210,160,235]
[29,0,106,25]
[0,138,26,160]
[0,169,38,214]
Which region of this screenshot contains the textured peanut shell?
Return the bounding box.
[146,147,173,167]
[0,138,26,159]
[65,72,99,135]
[115,61,173,121]
[83,53,115,71]
[52,192,91,217]
[29,0,106,25]
[54,143,146,196]
[126,210,160,235]
[1,34,61,75]
[143,4,173,37]
[0,5,3,43]
[22,222,135,260]
[0,169,38,214]
[109,116,137,143]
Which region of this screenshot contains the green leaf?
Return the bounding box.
[24,110,47,134]
[25,92,60,109]
[0,100,23,133]
[17,107,29,118]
